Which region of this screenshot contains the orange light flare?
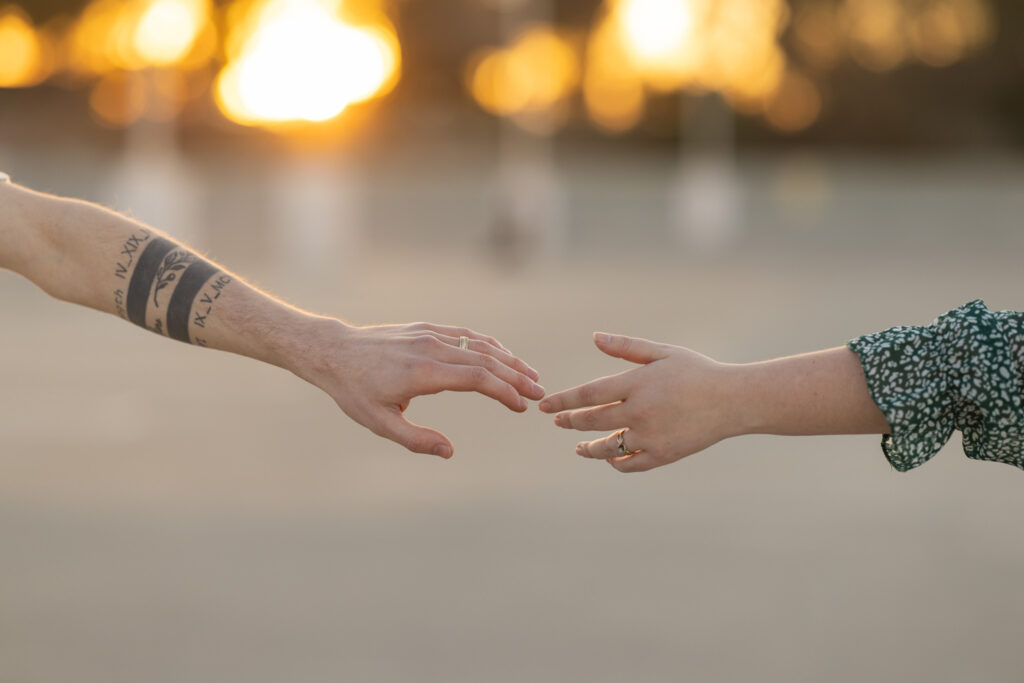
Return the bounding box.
[63,0,215,127]
[466,24,580,134]
[582,0,791,131]
[66,0,214,76]
[801,0,994,73]
[0,5,57,88]
[214,0,401,130]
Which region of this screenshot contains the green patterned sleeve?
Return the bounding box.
[847,300,1024,472]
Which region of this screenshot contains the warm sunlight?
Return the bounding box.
[467,25,579,133]
[619,0,694,71]
[0,5,48,87]
[214,0,400,127]
[132,0,209,67]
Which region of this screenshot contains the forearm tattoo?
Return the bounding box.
[113,236,232,346]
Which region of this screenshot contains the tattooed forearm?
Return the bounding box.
[117,236,231,345]
[113,228,152,280]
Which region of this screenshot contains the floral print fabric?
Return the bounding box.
[848,300,1024,472]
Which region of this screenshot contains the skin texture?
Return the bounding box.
[0,181,544,458]
[540,333,891,473]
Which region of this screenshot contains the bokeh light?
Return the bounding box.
[214,0,400,128]
[0,0,1000,135]
[0,5,52,88]
[467,25,579,134]
[132,0,210,67]
[66,0,213,75]
[581,0,792,131]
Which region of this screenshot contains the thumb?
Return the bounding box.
[594,332,669,365]
[376,408,453,459]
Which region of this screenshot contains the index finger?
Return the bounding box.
[538,373,632,413]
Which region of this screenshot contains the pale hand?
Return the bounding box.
[539,333,740,473]
[296,319,545,458]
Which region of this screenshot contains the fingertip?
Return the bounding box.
[433,444,452,459]
[594,332,612,346]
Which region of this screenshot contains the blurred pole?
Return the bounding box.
[272,149,361,285]
[670,92,742,251]
[109,69,203,248]
[492,0,567,267]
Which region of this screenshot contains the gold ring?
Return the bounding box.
[458,336,470,350]
[616,429,639,456]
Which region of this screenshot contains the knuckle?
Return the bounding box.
[409,437,434,453]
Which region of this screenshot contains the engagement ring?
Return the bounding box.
[616,429,639,456]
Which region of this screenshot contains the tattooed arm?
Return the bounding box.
[0,180,544,458]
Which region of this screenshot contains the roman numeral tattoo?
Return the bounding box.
[113,229,152,281]
[115,237,232,345]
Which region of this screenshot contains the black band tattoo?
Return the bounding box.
[125,237,175,327]
[152,250,197,308]
[165,260,219,343]
[118,236,232,345]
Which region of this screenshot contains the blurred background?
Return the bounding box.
[1,0,1024,681]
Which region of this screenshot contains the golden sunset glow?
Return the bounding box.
[614,0,696,87]
[132,0,209,66]
[0,5,50,88]
[467,25,579,132]
[214,0,400,127]
[66,0,212,75]
[578,0,791,130]
[0,0,1000,134]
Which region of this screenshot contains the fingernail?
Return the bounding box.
[518,397,528,411]
[575,443,585,455]
[596,332,611,344]
[434,445,451,458]
[532,383,546,396]
[538,399,551,412]
[554,414,564,426]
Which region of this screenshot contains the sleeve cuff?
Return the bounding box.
[848,300,1024,472]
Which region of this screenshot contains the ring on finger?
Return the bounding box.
[616,429,640,456]
[458,336,470,350]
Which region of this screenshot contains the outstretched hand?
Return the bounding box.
[298,319,544,458]
[539,333,740,473]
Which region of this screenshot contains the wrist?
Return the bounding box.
[275,313,354,384]
[719,362,772,436]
